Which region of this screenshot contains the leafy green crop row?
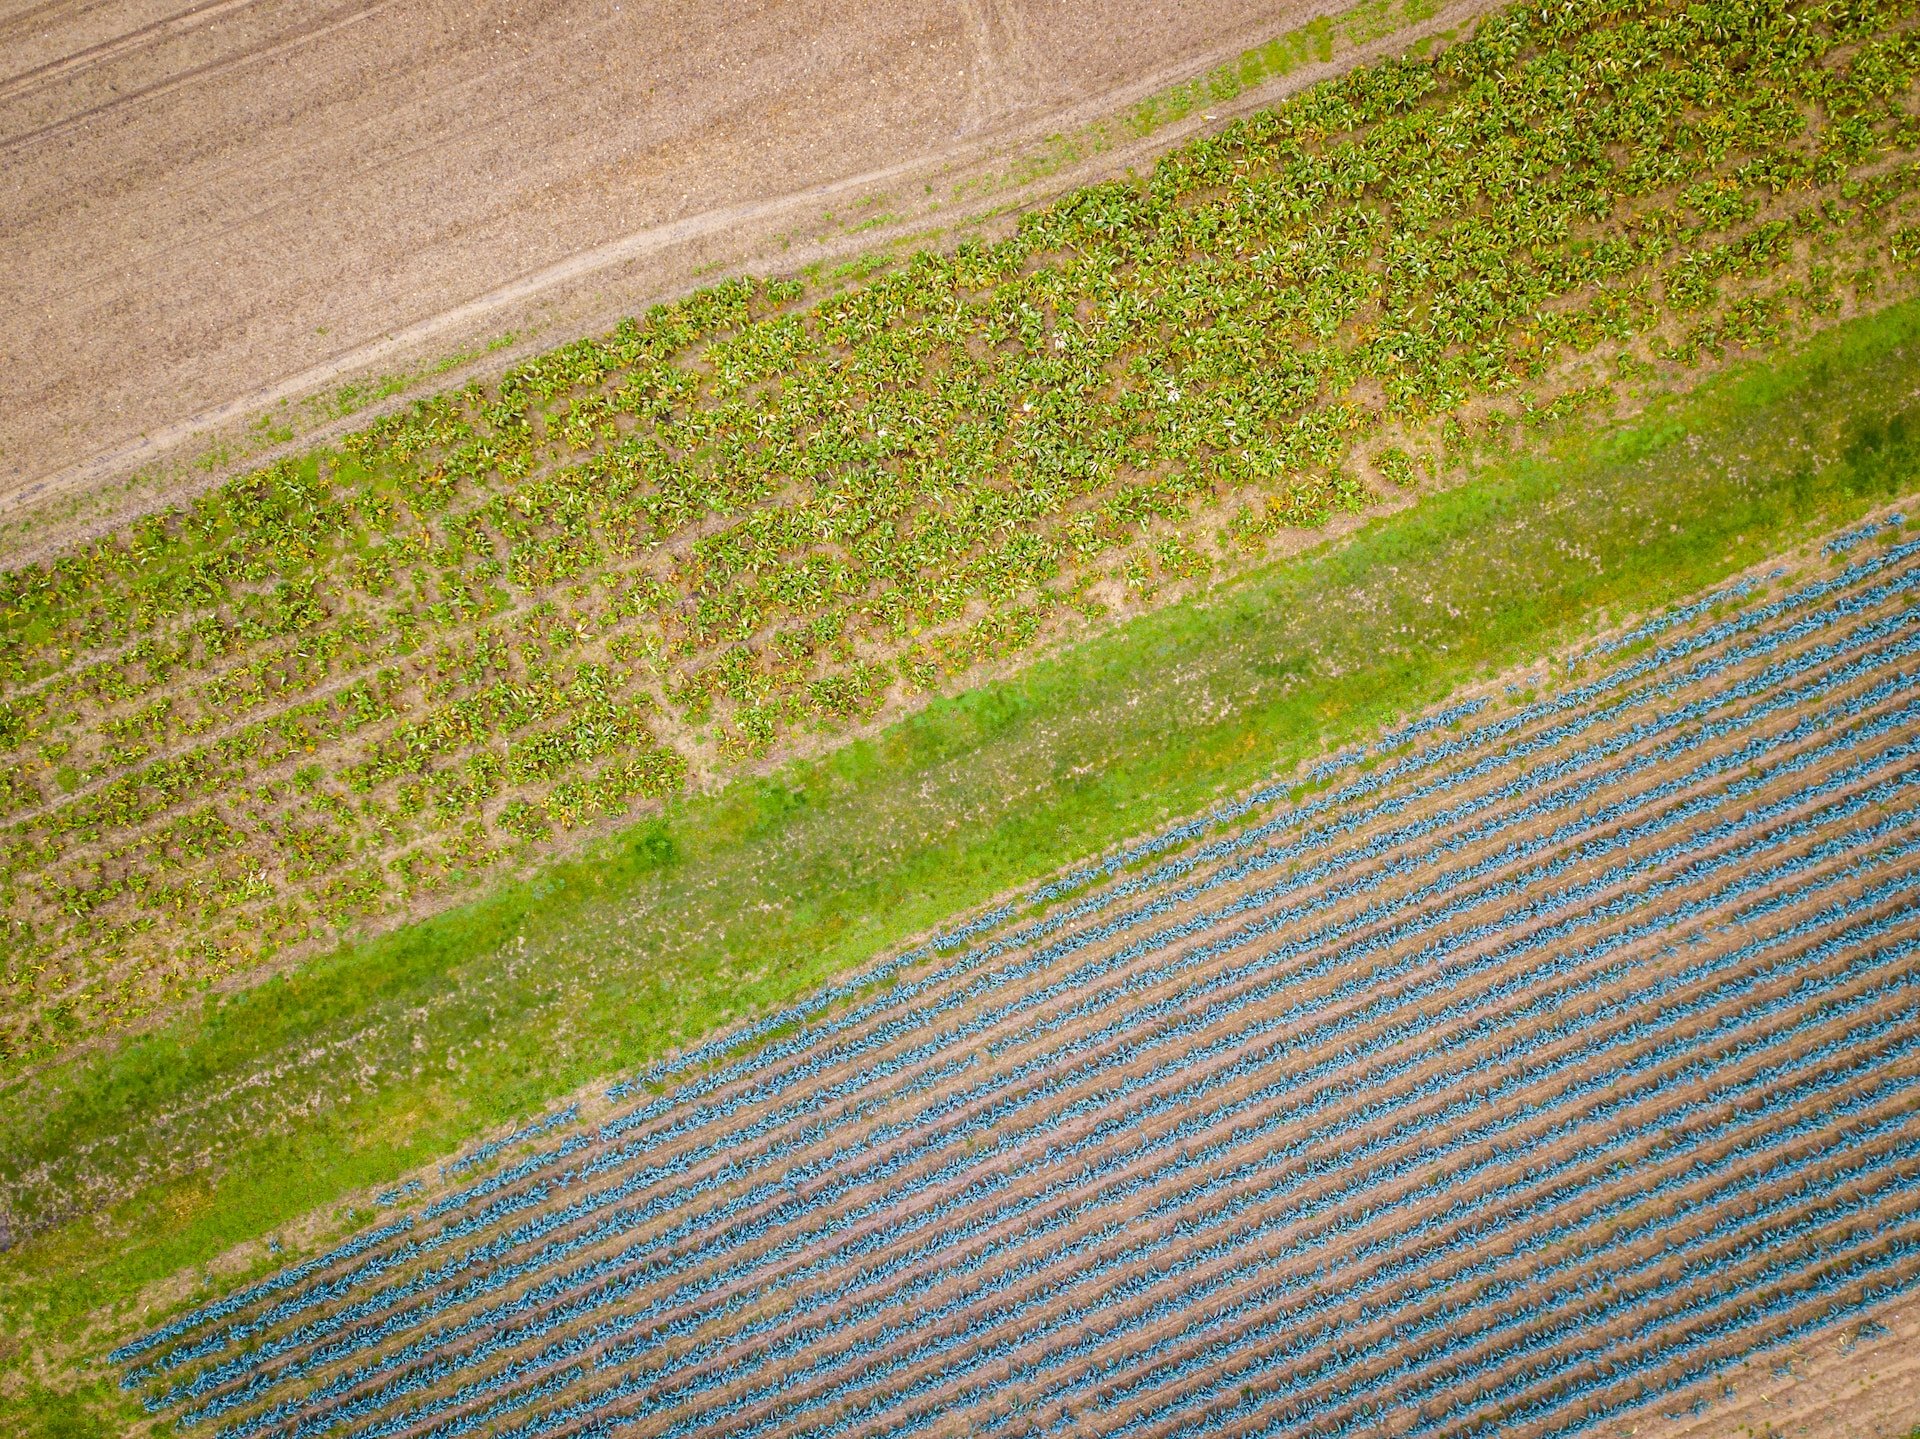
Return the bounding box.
[3,0,1920,1067]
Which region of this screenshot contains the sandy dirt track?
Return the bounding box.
[0,0,1452,548]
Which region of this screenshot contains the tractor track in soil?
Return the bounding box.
[0,0,1495,565]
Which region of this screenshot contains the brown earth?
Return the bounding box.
[0,0,1486,559]
[1617,1295,1920,1439]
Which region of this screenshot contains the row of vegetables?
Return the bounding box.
[109,533,1920,1438]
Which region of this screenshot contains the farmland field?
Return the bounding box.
[7,0,1418,535]
[12,0,1920,1434]
[10,0,1920,1071]
[103,516,1920,1439]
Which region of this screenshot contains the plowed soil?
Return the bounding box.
[1625,1294,1920,1439]
[0,0,1482,553]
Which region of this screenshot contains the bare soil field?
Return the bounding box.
[1621,1292,1920,1439]
[104,522,1920,1439]
[0,0,1483,553]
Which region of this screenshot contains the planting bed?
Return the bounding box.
[106,520,1920,1438]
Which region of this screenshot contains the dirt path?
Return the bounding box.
[0,0,1491,561]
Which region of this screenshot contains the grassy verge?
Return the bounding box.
[6,298,1920,1434]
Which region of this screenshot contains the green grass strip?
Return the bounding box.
[6,296,1920,1436]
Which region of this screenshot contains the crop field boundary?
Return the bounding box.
[1641,1297,1920,1439]
[0,0,1489,566]
[6,279,1920,1439]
